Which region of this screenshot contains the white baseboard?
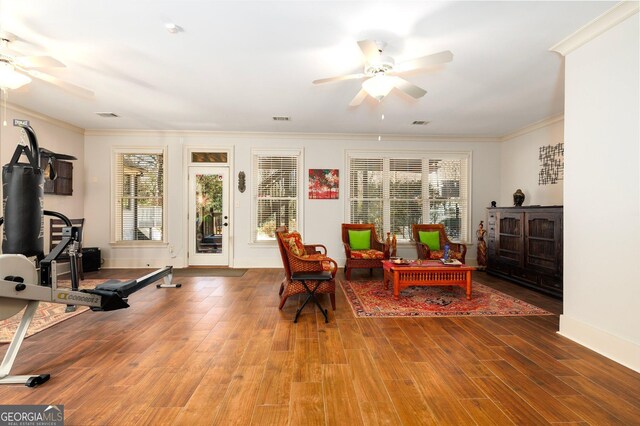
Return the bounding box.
[232,258,282,268]
[559,314,640,373]
[103,257,183,269]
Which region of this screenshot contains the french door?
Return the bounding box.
[188,167,230,266]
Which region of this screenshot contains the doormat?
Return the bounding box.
[173,268,247,277]
[340,279,553,318]
[0,280,106,343]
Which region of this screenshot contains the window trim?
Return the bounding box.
[110,146,168,247]
[250,148,304,245]
[345,149,472,243]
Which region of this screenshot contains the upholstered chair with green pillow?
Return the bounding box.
[411,223,467,263]
[341,223,390,280]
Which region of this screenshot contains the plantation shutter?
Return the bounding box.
[427,158,468,241]
[114,150,165,242]
[349,158,384,238]
[253,152,300,241]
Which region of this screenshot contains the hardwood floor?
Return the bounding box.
[1,268,639,425]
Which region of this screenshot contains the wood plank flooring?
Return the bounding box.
[1,268,639,425]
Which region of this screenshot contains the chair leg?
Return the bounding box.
[278,295,288,310]
[345,267,351,281]
[330,293,336,310]
[279,282,284,296]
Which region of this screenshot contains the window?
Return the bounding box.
[113,148,166,243]
[252,149,302,242]
[347,151,470,242]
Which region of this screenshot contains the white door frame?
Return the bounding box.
[183,146,234,267]
[188,166,230,266]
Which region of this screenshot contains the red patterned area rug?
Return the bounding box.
[0,280,105,343]
[340,279,553,318]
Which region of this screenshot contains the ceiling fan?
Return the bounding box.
[313,40,453,106]
[0,32,93,97]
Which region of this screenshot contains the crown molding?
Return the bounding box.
[500,114,564,142]
[84,128,499,143]
[7,103,84,135]
[550,1,639,56]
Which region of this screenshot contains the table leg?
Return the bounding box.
[393,270,400,300]
[466,271,472,300]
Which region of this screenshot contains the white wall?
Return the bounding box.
[83,132,501,269]
[561,13,639,371]
[500,119,564,207]
[0,105,85,251]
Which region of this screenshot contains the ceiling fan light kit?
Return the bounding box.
[0,32,93,96]
[362,75,395,101]
[313,39,452,106]
[0,60,31,89]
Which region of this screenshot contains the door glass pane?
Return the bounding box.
[195,173,224,254]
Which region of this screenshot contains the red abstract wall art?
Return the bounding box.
[309,169,339,199]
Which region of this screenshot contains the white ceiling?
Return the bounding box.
[0,1,615,137]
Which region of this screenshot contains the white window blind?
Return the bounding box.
[114,150,165,242]
[252,151,301,242]
[347,152,470,242]
[349,158,383,233]
[389,158,423,240]
[427,158,468,241]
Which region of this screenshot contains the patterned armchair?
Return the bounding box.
[341,223,390,280]
[411,223,467,263]
[275,227,337,310]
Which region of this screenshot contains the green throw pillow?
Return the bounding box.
[419,231,440,251]
[348,230,371,250]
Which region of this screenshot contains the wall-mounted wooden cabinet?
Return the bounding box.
[487,206,563,298]
[42,159,73,195]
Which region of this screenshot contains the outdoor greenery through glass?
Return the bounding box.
[195,173,224,254]
[116,153,164,241]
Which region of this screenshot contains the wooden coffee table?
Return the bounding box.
[382,260,475,300]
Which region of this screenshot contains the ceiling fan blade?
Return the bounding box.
[15,55,66,69]
[357,40,380,62]
[25,69,94,98]
[349,89,368,107]
[393,77,427,99]
[313,73,365,85]
[394,50,453,73]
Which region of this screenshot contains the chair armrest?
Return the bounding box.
[304,244,327,255]
[450,242,467,261]
[287,251,337,277]
[342,242,352,258]
[416,242,431,260]
[371,237,390,257]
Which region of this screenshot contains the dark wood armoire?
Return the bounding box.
[487,206,563,298]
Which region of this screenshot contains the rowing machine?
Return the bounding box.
[0,254,180,387]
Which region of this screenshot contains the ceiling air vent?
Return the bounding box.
[96,112,119,118]
[412,120,430,125]
[272,116,291,121]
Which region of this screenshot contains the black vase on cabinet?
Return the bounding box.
[513,189,525,206]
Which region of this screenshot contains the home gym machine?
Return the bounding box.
[0,121,180,387]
